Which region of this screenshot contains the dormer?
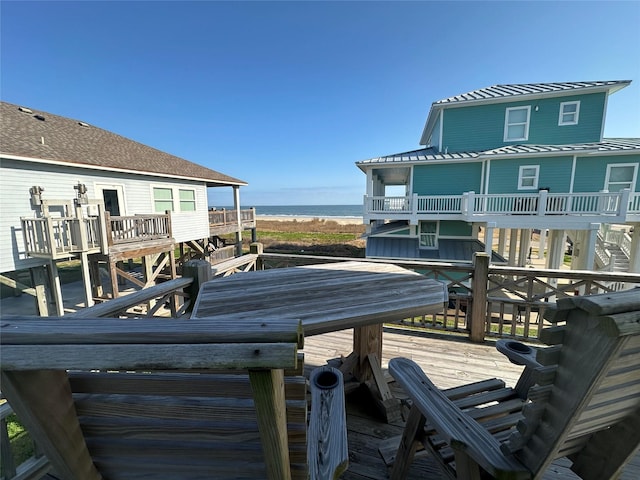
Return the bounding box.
[421,81,631,154]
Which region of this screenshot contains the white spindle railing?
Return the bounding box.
[364,189,633,219]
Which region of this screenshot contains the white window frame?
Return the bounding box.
[604,163,638,193]
[178,188,197,212]
[518,165,540,190]
[151,185,198,213]
[419,220,439,250]
[503,105,531,142]
[558,101,580,126]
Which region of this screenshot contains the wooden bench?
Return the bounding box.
[1,317,347,480]
[388,288,640,479]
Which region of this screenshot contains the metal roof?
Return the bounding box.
[435,81,631,105]
[357,148,480,167]
[356,138,640,168]
[0,101,247,187]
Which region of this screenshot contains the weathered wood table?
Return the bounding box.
[192,260,447,420]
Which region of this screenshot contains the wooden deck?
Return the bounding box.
[303,328,640,480]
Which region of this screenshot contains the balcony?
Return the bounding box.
[208,207,256,236]
[364,190,640,228]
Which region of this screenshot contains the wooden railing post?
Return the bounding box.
[470,252,489,342]
[250,242,264,270]
[182,259,212,313]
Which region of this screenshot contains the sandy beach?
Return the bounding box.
[256,215,363,225]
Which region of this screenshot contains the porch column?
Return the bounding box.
[497,229,507,257]
[546,230,566,270]
[538,229,547,259]
[79,252,94,308]
[629,223,640,274]
[508,229,518,266]
[583,224,600,271]
[233,186,243,256]
[518,229,532,267]
[484,223,495,256]
[48,261,64,316]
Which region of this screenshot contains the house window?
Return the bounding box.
[419,221,438,249]
[179,189,196,211]
[153,187,174,212]
[605,164,638,192]
[518,165,539,190]
[559,101,580,126]
[504,106,531,142]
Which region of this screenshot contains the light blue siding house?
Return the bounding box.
[357,81,640,273]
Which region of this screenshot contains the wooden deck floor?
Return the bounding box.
[304,328,640,480]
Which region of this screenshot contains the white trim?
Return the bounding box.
[438,109,444,152]
[94,182,127,216]
[569,155,577,193]
[484,159,491,194]
[517,165,539,190]
[503,106,531,142]
[604,163,638,193]
[558,101,580,126]
[600,93,609,141]
[418,220,439,249]
[480,159,486,194]
[0,153,247,187]
[178,187,197,212]
[151,185,175,213]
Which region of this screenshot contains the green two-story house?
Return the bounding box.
[357,81,640,273]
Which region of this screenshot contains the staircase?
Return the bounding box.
[594,227,632,273]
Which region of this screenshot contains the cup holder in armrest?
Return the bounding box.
[496,339,540,367]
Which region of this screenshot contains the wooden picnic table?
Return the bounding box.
[192,260,447,421]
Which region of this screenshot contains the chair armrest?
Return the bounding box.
[308,366,348,480]
[389,357,530,479]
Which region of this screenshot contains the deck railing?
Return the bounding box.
[21,216,103,259]
[256,251,640,343]
[208,208,256,226]
[365,189,638,220]
[105,212,172,246]
[0,401,50,480]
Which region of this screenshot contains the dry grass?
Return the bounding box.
[249,219,366,257]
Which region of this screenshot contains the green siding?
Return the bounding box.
[439,221,473,237]
[441,93,606,153]
[413,162,482,195]
[488,156,573,194]
[573,154,640,192]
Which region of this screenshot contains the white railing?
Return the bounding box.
[416,195,462,213]
[367,195,412,213]
[364,189,633,220]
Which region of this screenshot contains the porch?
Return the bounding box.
[3,328,639,480]
[364,190,640,228]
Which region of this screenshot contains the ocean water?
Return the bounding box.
[220,205,363,219]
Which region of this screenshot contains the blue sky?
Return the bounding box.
[2,1,639,206]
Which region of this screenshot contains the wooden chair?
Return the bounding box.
[389,288,640,480]
[1,317,347,480]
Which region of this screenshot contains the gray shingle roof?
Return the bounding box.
[435,81,631,105]
[0,102,246,186]
[356,138,640,168]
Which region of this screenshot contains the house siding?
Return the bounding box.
[413,162,483,195]
[441,93,606,153]
[0,158,211,273]
[439,221,473,237]
[572,154,640,192]
[487,155,573,194]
